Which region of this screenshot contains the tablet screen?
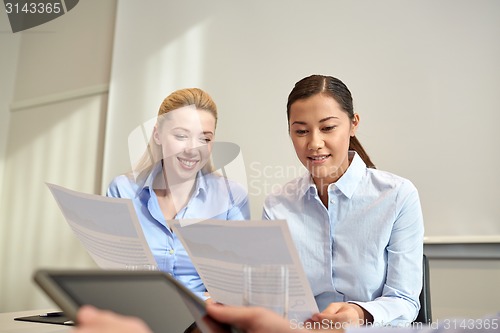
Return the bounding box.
[35,270,232,333]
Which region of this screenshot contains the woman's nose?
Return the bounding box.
[184,138,204,152]
[307,131,324,150]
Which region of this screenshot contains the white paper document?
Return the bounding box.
[170,219,319,322]
[46,183,157,269]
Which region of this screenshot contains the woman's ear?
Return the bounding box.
[350,113,360,137]
[153,125,161,145]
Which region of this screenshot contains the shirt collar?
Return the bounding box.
[299,151,366,199]
[299,172,317,197]
[195,171,208,198]
[143,162,162,190]
[333,151,365,199]
[141,162,208,199]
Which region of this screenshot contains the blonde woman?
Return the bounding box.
[107,88,250,296]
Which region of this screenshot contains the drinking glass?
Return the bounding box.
[242,264,289,318]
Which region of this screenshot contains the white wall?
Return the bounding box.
[0,5,21,313]
[105,0,500,240]
[105,0,500,320]
[0,0,116,312]
[429,259,500,320]
[2,0,499,320]
[0,13,20,198]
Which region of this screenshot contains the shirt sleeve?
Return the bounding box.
[106,177,120,197]
[193,291,210,301]
[227,195,251,220]
[226,182,251,220]
[106,175,139,200]
[350,180,424,326]
[261,194,276,220]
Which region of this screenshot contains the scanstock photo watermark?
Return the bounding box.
[289,318,499,331]
[3,0,79,32]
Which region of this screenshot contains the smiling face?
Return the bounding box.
[289,93,359,186]
[153,105,216,183]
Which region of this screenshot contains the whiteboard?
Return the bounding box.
[103,0,500,240]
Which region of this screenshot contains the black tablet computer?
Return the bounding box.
[34,269,239,333]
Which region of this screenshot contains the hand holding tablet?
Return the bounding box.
[34,269,241,333]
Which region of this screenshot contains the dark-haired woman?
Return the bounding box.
[263,75,424,326]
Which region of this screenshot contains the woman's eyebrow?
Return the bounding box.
[319,116,339,123]
[291,116,339,126]
[171,126,189,132]
[171,127,214,136]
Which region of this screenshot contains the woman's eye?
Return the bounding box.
[174,134,188,140]
[322,126,336,132]
[199,137,211,143]
[295,129,307,136]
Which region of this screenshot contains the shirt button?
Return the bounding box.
[330,199,335,204]
[169,249,175,255]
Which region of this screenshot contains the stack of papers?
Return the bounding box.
[170,219,319,321]
[47,183,157,268]
[47,183,319,321]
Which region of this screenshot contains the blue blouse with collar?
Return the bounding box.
[263,151,424,326]
[107,163,250,296]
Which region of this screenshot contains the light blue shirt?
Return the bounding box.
[263,152,424,326]
[107,163,250,297]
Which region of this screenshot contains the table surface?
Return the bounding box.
[0,309,71,333]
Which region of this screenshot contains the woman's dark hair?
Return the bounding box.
[286,74,375,169]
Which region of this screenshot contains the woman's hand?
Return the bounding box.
[310,302,373,327]
[203,292,214,304]
[73,305,153,333]
[206,303,299,333]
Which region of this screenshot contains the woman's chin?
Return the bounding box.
[310,166,343,182]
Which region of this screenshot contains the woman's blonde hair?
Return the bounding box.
[132,88,218,184]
